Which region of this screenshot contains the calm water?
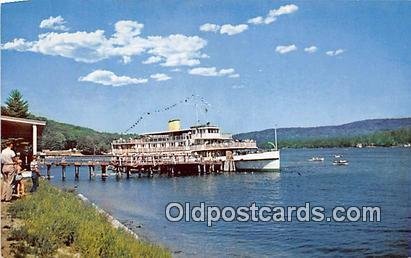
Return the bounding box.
[49,148,410,257]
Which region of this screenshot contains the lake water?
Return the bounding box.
[48,148,410,257]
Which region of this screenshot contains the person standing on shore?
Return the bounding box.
[30,155,40,192]
[15,159,26,197]
[1,142,16,202]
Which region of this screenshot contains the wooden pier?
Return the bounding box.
[42,157,232,181]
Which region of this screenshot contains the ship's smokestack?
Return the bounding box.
[168,119,181,131]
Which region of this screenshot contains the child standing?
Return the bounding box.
[15,159,25,197]
[30,155,40,192]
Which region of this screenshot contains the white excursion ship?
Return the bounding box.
[111,119,280,172]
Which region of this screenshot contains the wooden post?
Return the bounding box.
[74,163,80,180]
[61,163,67,181]
[88,165,92,180]
[88,163,95,180]
[46,163,52,180]
[101,163,107,180]
[126,166,130,179]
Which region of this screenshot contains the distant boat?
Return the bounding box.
[356,143,363,148]
[309,157,324,162]
[333,159,348,166]
[334,154,342,158]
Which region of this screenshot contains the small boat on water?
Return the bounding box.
[309,157,324,162]
[334,154,342,158]
[333,159,349,166]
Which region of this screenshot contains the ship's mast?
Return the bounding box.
[274,125,278,150]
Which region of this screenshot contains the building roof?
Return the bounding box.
[1,115,47,126]
[140,128,192,136]
[1,115,46,142]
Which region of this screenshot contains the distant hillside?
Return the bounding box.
[234,118,411,146]
[34,117,138,154]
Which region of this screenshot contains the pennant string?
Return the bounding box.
[123,95,211,134]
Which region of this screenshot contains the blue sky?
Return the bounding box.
[1,0,410,134]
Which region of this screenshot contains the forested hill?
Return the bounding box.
[37,117,411,152]
[234,118,411,146]
[37,117,138,154]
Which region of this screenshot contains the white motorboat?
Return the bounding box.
[309,157,324,162]
[333,159,348,166]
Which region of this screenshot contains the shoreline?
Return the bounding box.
[0,180,170,257]
[76,193,140,240]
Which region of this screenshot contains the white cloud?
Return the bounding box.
[79,70,148,86]
[275,44,297,54]
[150,73,171,81]
[147,34,207,66]
[112,20,144,44]
[268,4,299,17]
[199,23,220,32]
[1,38,34,51]
[199,4,298,36]
[248,4,298,26]
[247,16,264,25]
[220,24,248,35]
[142,56,163,64]
[263,16,277,25]
[2,20,208,67]
[39,16,69,31]
[304,46,318,53]
[199,22,248,36]
[188,67,238,78]
[326,49,345,56]
[0,0,28,3]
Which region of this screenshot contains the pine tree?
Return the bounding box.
[3,89,30,118]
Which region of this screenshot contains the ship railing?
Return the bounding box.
[111,141,257,155]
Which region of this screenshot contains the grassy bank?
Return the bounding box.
[7,181,171,257]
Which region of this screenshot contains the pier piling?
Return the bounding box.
[46,163,52,180]
[101,163,108,180]
[61,163,67,181]
[126,166,131,179]
[88,163,95,180]
[74,163,81,180]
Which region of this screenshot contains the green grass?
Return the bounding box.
[8,180,171,257]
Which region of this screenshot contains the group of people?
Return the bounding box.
[1,142,41,202]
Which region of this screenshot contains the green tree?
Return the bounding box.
[40,130,66,150]
[3,89,30,118]
[77,136,96,155]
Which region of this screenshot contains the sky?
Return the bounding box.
[1,0,410,134]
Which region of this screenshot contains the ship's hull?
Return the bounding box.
[234,150,280,171]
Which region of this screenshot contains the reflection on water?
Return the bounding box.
[50,148,410,257]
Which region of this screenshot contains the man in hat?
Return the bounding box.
[1,142,16,201]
